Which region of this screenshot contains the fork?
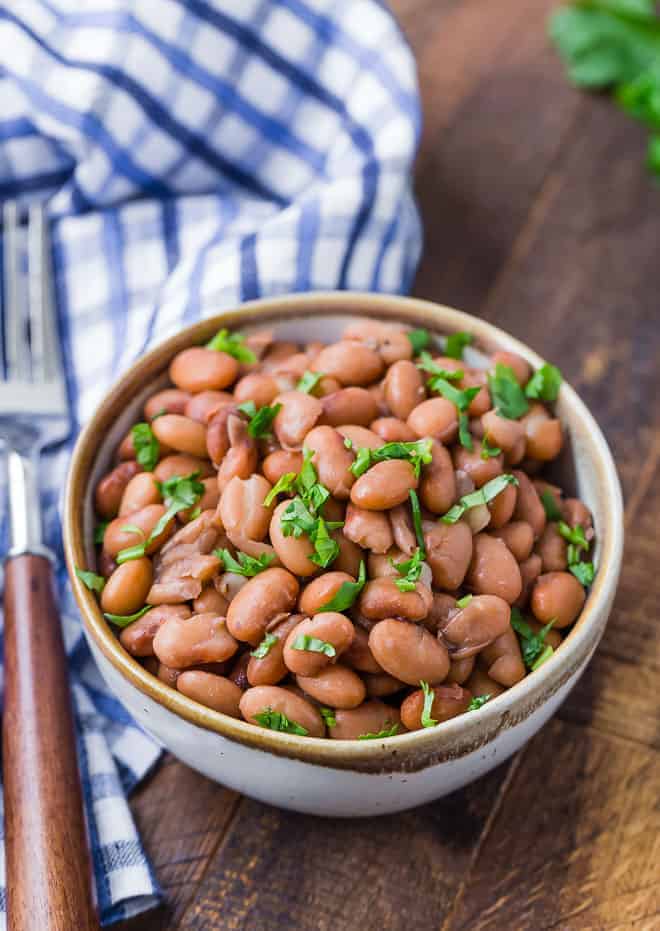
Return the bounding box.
[1,202,98,930]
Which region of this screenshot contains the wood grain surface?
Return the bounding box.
[117,2,660,928]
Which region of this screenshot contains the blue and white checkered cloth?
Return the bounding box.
[0,0,421,924]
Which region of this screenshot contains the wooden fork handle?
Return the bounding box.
[3,554,99,931]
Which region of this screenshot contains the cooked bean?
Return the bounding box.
[273,390,323,448]
[342,626,383,674]
[369,619,450,685]
[101,558,153,616]
[297,665,366,709]
[419,440,456,515]
[154,454,214,482]
[153,613,238,668]
[359,578,432,623]
[424,520,473,590]
[321,387,379,427]
[103,504,174,558]
[329,700,401,740]
[521,403,563,461]
[344,503,393,554]
[240,686,324,737]
[228,651,250,690]
[119,472,161,517]
[407,397,458,443]
[144,388,191,420]
[184,390,234,423]
[304,426,355,499]
[330,530,364,578]
[160,510,219,559]
[531,571,586,629]
[177,671,242,716]
[217,414,258,492]
[269,500,318,577]
[453,445,503,488]
[466,534,522,604]
[490,521,534,562]
[98,549,117,579]
[214,571,249,602]
[445,655,475,685]
[488,481,517,529]
[350,459,417,511]
[299,572,355,615]
[384,360,425,420]
[262,449,303,486]
[312,341,383,386]
[512,469,546,539]
[424,592,458,633]
[169,347,239,393]
[515,553,543,609]
[343,320,413,365]
[247,615,301,687]
[193,586,229,615]
[158,663,181,688]
[147,578,202,604]
[157,553,221,584]
[461,370,490,417]
[562,498,593,532]
[116,429,137,461]
[370,417,417,442]
[120,604,191,656]
[535,523,568,572]
[465,667,506,699]
[226,568,299,645]
[491,350,532,386]
[283,613,355,676]
[389,505,417,556]
[441,594,511,658]
[363,672,406,698]
[482,409,525,456]
[400,683,472,731]
[233,373,280,409]
[480,628,526,686]
[95,460,141,519]
[219,474,273,544]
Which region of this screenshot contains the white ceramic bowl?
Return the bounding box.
[64,292,623,816]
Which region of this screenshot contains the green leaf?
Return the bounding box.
[540,489,564,521]
[297,371,324,394]
[309,516,341,568]
[104,605,151,627]
[320,707,337,728]
[468,694,491,711]
[480,436,502,461]
[488,363,529,419]
[531,644,555,670]
[254,707,308,736]
[350,439,433,479]
[426,377,480,412]
[458,413,473,451]
[291,635,337,658]
[391,547,424,592]
[570,561,596,586]
[242,402,282,438]
[120,523,145,539]
[558,521,589,554]
[237,400,257,419]
[444,331,474,360]
[131,422,160,471]
[511,609,556,670]
[75,567,105,593]
[206,328,256,363]
[250,632,278,658]
[357,723,399,740]
[94,521,109,545]
[317,561,367,612]
[417,351,464,382]
[215,548,275,577]
[116,542,147,564]
[456,594,473,609]
[281,496,318,538]
[420,680,437,728]
[409,488,426,557]
[407,328,431,355]
[525,363,563,401]
[151,472,205,543]
[441,473,519,524]
[263,471,297,506]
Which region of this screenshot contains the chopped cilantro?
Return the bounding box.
[75,567,105,594]
[250,632,278,659]
[291,635,337,658]
[391,547,424,592]
[238,401,282,438]
[488,363,529,420]
[357,723,399,740]
[444,331,474,360]
[407,328,431,355]
[104,605,151,627]
[206,328,256,363]
[215,548,275,577]
[540,489,563,521]
[525,363,563,402]
[420,680,437,727]
[350,439,433,479]
[297,371,324,394]
[317,561,367,612]
[254,708,308,736]
[131,422,160,472]
[441,473,518,524]
[468,694,491,711]
[320,707,337,728]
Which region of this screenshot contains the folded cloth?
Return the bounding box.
[0,0,421,924]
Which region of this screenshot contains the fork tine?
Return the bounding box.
[27,202,63,383]
[2,201,31,381]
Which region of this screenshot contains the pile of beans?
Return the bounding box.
[82,319,596,740]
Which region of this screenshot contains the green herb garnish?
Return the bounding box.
[445,331,474,360]
[357,723,399,740]
[320,707,337,728]
[206,328,256,363]
[417,351,464,383]
[103,605,151,627]
[308,516,341,568]
[409,488,426,557]
[94,521,109,545]
[250,632,278,658]
[119,523,145,539]
[570,561,596,586]
[420,680,437,728]
[75,567,106,593]
[425,375,480,450]
[291,635,337,658]
[131,422,160,471]
[456,594,473,609]
[468,694,491,711]
[116,543,149,565]
[391,547,424,592]
[215,548,275,577]
[510,608,556,670]
[317,561,367,612]
[407,328,431,355]
[488,363,529,420]
[540,489,563,522]
[350,439,433,479]
[254,708,308,736]
[263,471,297,507]
[297,371,324,394]
[558,521,594,586]
[480,436,502,460]
[238,401,282,438]
[441,473,518,524]
[525,363,563,402]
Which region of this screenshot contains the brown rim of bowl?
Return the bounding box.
[64,292,624,769]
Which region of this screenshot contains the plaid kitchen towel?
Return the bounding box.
[0,0,421,924]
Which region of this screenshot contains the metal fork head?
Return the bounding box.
[1,201,70,452]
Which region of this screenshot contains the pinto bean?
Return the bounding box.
[445,655,475,685]
[214,571,249,602]
[273,390,323,449]
[217,414,258,492]
[269,500,318,577]
[226,568,299,645]
[344,503,393,554]
[184,390,234,423]
[465,667,506,699]
[490,521,535,562]
[535,523,568,572]
[240,686,325,737]
[320,388,379,428]
[512,469,546,539]
[407,397,458,444]
[343,320,413,365]
[488,481,517,529]
[370,417,417,443]
[177,671,242,717]
[515,553,543,609]
[330,530,364,578]
[389,505,417,556]
[103,504,174,558]
[384,360,425,420]
[329,700,402,740]
[350,459,417,511]
[247,614,301,687]
[233,373,280,408]
[144,388,191,420]
[153,613,238,669]
[97,549,117,579]
[283,613,355,676]
[482,409,525,456]
[424,592,458,633]
[228,652,250,690]
[419,440,456,515]
[452,446,503,489]
[562,498,594,533]
[157,553,221,584]
[359,578,432,623]
[158,663,181,688]
[299,572,355,615]
[363,672,405,697]
[424,520,473,591]
[342,626,383,674]
[491,350,532,386]
[369,619,450,686]
[119,604,191,656]
[95,460,141,519]
[441,594,511,658]
[480,628,526,686]
[154,454,214,482]
[297,665,366,710]
[101,558,153,616]
[461,370,491,417]
[337,424,383,450]
[119,472,161,516]
[466,533,522,604]
[262,449,303,486]
[521,403,563,461]
[400,683,472,731]
[147,578,202,604]
[303,426,355,499]
[531,571,586,629]
[160,510,219,558]
[193,586,229,615]
[219,474,273,544]
[169,346,239,393]
[312,341,383,386]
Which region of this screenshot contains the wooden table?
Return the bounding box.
[119,2,660,928]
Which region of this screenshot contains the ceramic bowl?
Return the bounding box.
[64,292,623,816]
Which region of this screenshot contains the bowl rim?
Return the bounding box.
[64,291,624,770]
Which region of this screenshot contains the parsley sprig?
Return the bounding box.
[254,708,308,736]
[104,605,151,628]
[511,608,556,670]
[206,328,256,363]
[215,548,275,577]
[350,439,433,479]
[525,363,563,402]
[558,521,595,586]
[390,547,424,592]
[237,401,282,438]
[488,363,529,420]
[297,371,324,394]
[251,632,278,659]
[468,694,491,711]
[317,561,367,612]
[75,567,105,594]
[407,328,431,355]
[417,351,464,383]
[131,422,160,471]
[445,331,473,360]
[441,473,518,524]
[540,489,563,521]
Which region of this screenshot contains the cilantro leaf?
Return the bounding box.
[468,694,491,711]
[206,328,256,363]
[132,422,160,471]
[417,351,464,382]
[75,567,105,593]
[525,363,563,402]
[488,363,529,420]
[320,707,337,728]
[116,543,150,565]
[239,402,282,438]
[511,608,556,669]
[297,371,324,394]
[308,516,341,568]
[409,488,426,557]
[215,548,275,577]
[254,707,308,736]
[445,331,474,360]
[317,561,367,612]
[263,471,297,507]
[104,605,151,627]
[420,680,437,727]
[291,635,337,658]
[350,439,433,478]
[441,473,519,524]
[540,489,563,521]
[570,561,596,586]
[357,723,399,740]
[456,594,473,609]
[281,496,318,538]
[407,328,431,355]
[391,547,424,592]
[424,376,480,450]
[480,436,502,460]
[558,521,589,553]
[94,521,109,545]
[250,632,278,658]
